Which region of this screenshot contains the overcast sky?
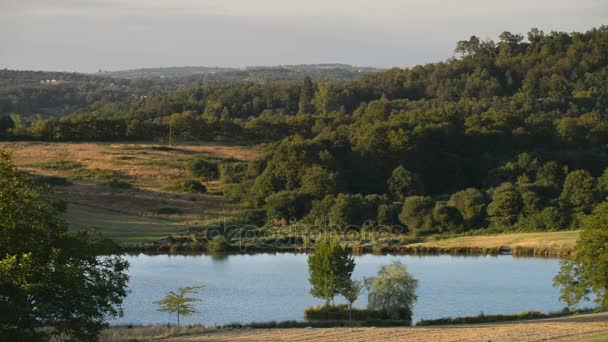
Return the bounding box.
[1,0,606,73]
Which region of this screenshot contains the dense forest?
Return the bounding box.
[2,27,608,235]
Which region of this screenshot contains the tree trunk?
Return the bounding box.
[177,306,180,327]
[349,303,352,321]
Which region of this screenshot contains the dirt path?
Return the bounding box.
[164,312,608,342]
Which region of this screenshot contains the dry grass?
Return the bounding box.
[0,141,259,190]
[411,231,579,256]
[154,312,608,342]
[0,141,259,242]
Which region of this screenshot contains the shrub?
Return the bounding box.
[174,179,207,193]
[186,158,219,181]
[207,235,229,253]
[304,305,398,321]
[219,162,247,183]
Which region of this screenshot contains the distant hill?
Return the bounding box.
[95,64,385,81]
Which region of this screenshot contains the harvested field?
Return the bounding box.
[158,312,608,342]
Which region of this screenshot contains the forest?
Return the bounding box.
[1,27,608,236]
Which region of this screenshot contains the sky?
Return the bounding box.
[1,0,607,73]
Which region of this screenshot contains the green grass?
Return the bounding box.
[65,204,185,243]
[36,160,83,170]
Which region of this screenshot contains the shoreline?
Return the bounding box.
[120,230,578,258]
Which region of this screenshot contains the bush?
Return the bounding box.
[174,179,207,193]
[219,162,247,183]
[187,158,219,181]
[220,182,249,202]
[416,308,581,326]
[207,235,229,253]
[304,305,404,321]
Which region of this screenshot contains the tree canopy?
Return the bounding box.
[0,152,129,342]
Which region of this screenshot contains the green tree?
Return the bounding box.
[597,168,608,199]
[448,188,487,227]
[308,236,355,306]
[399,196,435,235]
[432,204,463,233]
[154,286,203,327]
[0,114,14,139]
[487,184,522,227]
[0,152,129,342]
[265,190,311,222]
[298,76,315,114]
[364,261,418,321]
[554,202,608,308]
[312,81,338,114]
[560,170,598,214]
[387,166,423,200]
[340,279,363,321]
[186,158,220,181]
[300,165,337,198]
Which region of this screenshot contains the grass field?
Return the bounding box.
[411,231,579,256]
[0,141,260,243]
[99,311,608,342]
[66,204,184,243]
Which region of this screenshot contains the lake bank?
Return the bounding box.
[121,230,579,258]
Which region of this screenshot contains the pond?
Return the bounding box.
[111,253,570,326]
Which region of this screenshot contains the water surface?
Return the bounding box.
[112,253,568,326]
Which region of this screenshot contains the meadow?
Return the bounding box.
[0,141,259,243]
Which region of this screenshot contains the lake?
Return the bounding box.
[111,253,570,326]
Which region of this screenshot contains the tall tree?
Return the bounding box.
[298,76,315,114]
[387,166,423,201]
[0,152,129,342]
[560,170,598,214]
[308,236,355,306]
[554,202,608,308]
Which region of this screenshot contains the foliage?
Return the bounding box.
[174,179,207,193]
[399,196,435,235]
[448,188,487,227]
[560,170,598,214]
[308,236,355,305]
[0,152,129,342]
[340,279,364,320]
[207,235,229,254]
[154,286,203,327]
[554,202,608,308]
[364,261,418,321]
[186,158,220,181]
[387,166,423,200]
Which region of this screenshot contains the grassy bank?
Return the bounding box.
[121,229,579,258]
[405,231,579,257]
